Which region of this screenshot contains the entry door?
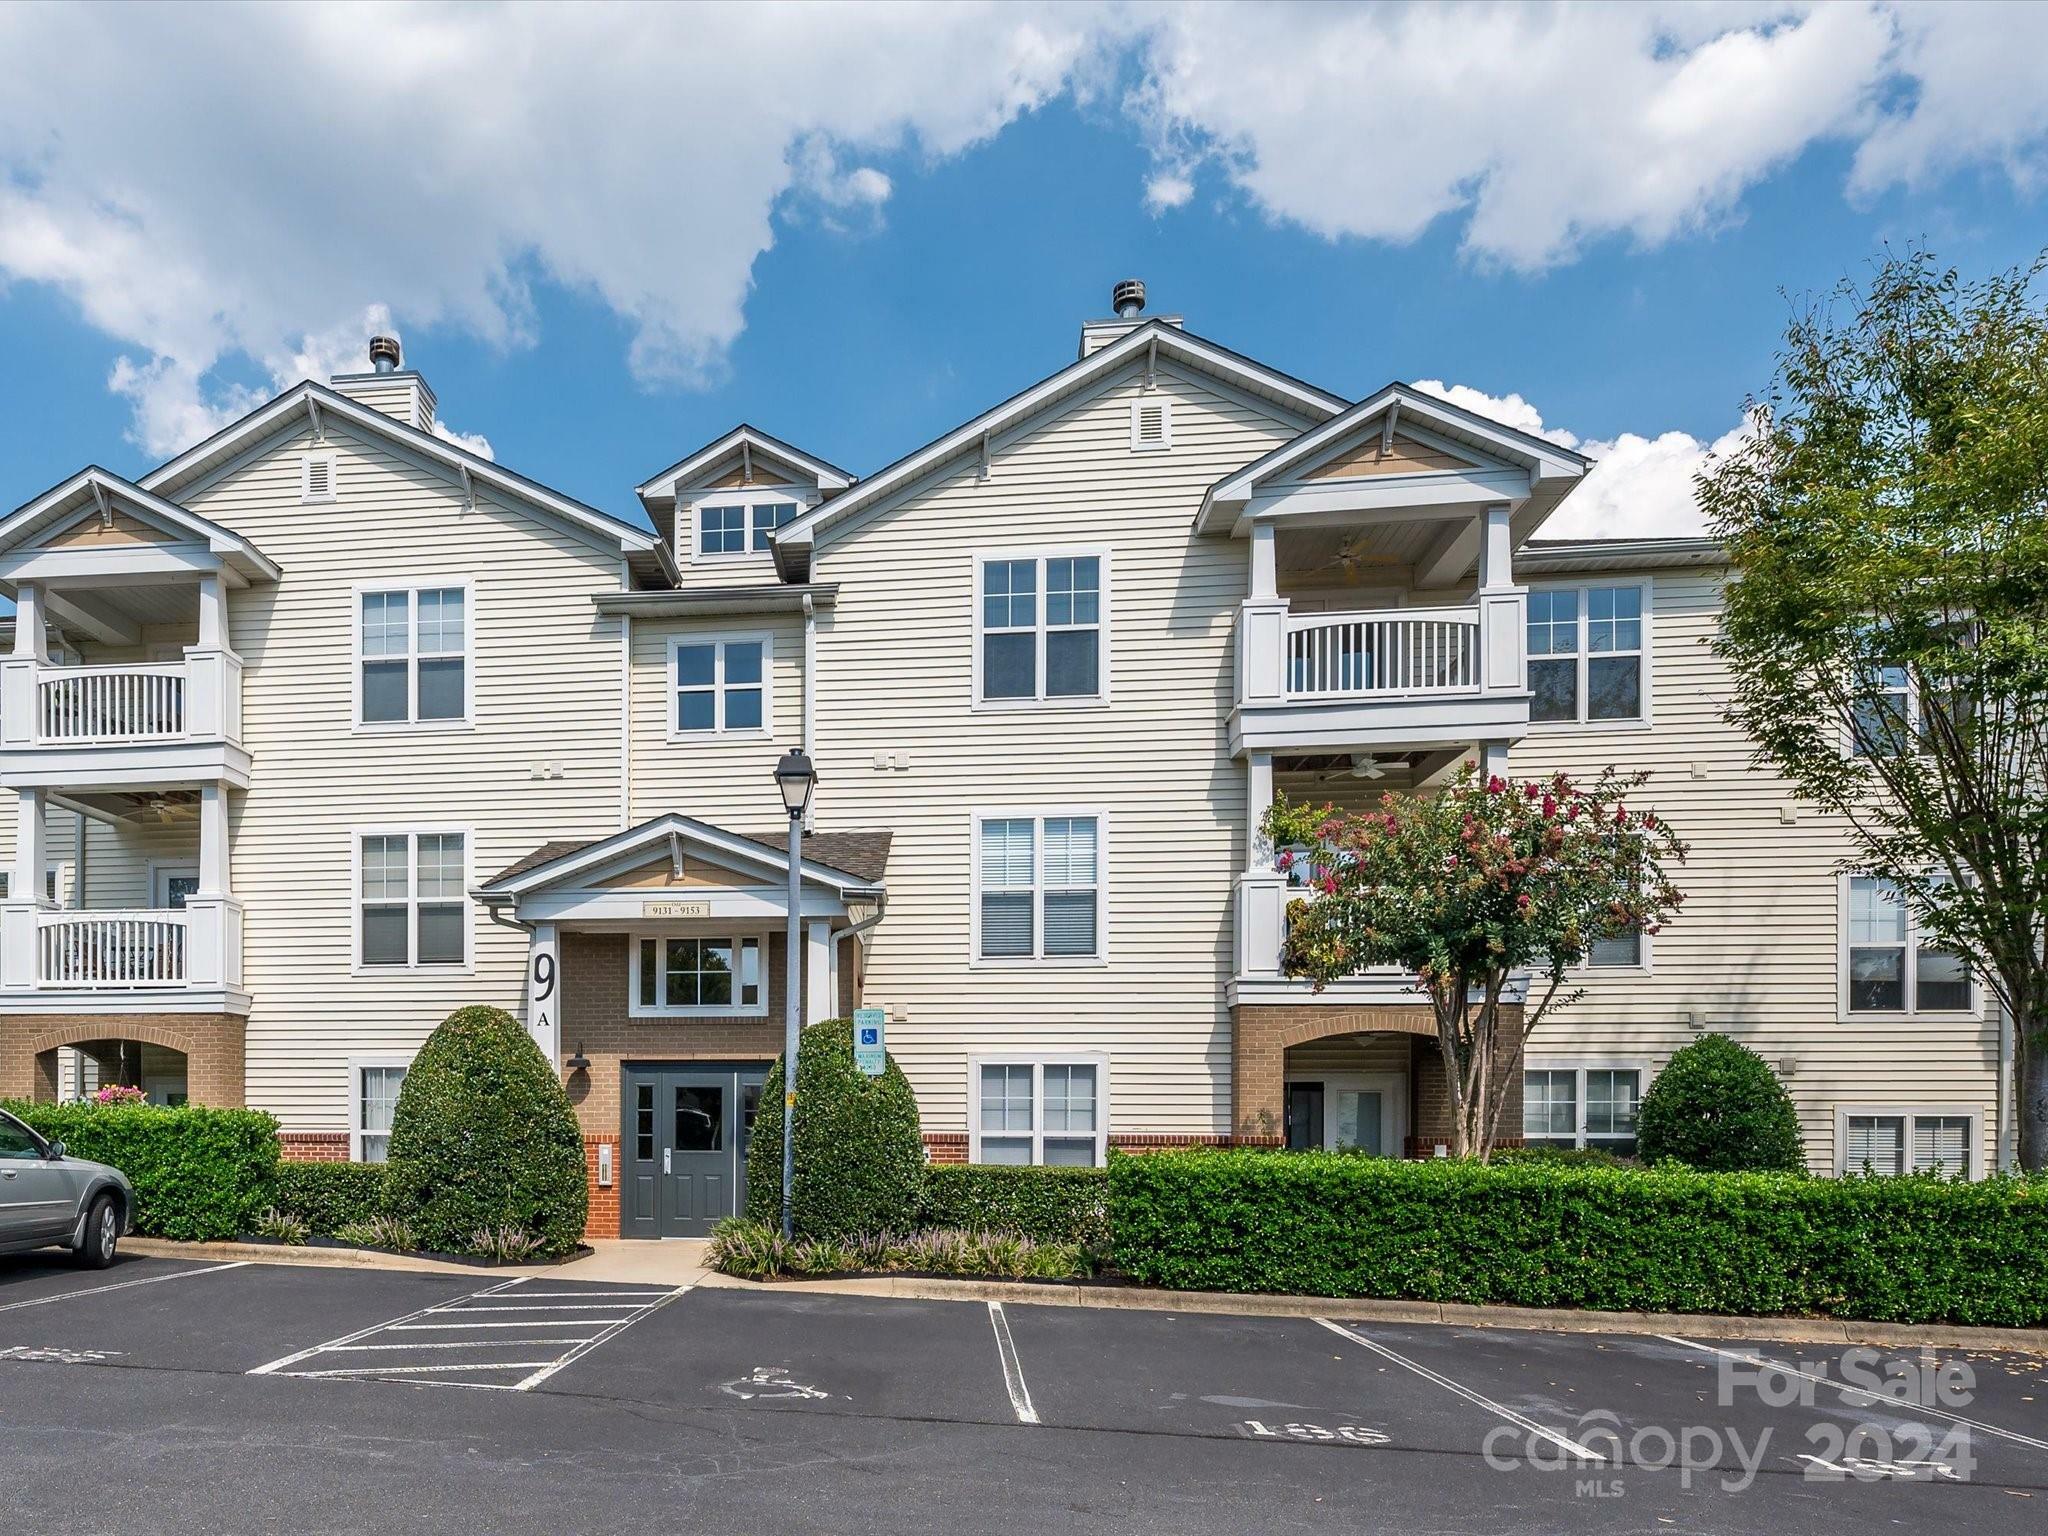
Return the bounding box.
[153,865,200,909]
[1285,1073,1406,1156]
[620,1066,768,1238]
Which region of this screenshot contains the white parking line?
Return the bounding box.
[1657,1335,2048,1454]
[0,1261,250,1313]
[987,1301,1039,1425]
[390,1319,630,1330]
[1315,1318,1607,1463]
[247,1277,531,1376]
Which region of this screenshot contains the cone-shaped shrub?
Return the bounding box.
[383,1005,588,1256]
[1637,1033,1805,1173]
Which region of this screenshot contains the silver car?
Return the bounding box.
[0,1108,132,1268]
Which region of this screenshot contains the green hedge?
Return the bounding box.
[1109,1150,2048,1326]
[2,1100,279,1241]
[920,1164,1109,1247]
[275,1161,388,1237]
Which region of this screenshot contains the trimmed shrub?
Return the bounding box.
[744,1018,923,1240]
[920,1163,1110,1247]
[381,1006,588,1258]
[3,1100,278,1241]
[275,1161,387,1237]
[1491,1145,1634,1169]
[707,1217,1088,1282]
[1638,1033,1805,1172]
[1109,1150,2048,1325]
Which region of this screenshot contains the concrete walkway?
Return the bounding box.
[125,1236,712,1286]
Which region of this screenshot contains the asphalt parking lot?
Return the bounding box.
[1,1252,2044,1534]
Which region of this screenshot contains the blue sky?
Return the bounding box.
[2,3,2044,537]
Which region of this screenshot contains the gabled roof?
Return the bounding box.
[0,466,281,582]
[635,424,854,503]
[1198,382,1592,535]
[479,813,890,897]
[137,381,660,562]
[768,320,1349,580]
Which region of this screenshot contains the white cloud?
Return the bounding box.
[1413,380,1750,540]
[0,3,2041,462]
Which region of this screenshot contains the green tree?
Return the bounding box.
[1701,249,2048,1169]
[1267,764,1685,1159]
[1636,1034,1805,1173]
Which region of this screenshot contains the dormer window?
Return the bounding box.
[692,493,802,561]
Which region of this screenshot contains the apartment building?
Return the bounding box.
[0,289,2004,1236]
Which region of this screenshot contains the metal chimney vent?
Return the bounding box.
[368,335,402,374]
[1112,279,1146,320]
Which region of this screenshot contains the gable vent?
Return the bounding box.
[1131,399,1172,453]
[301,453,336,503]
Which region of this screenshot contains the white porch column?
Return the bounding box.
[526,921,561,1065]
[1235,750,1287,983]
[1475,503,1527,698]
[1479,740,1512,783]
[196,573,226,650]
[1,788,49,987]
[804,918,835,1023]
[184,572,243,746]
[1246,750,1275,873]
[1237,523,1290,709]
[1,581,47,748]
[1250,522,1278,599]
[185,785,242,991]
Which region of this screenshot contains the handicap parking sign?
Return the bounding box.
[853,1008,887,1075]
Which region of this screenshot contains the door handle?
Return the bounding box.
[663,1148,671,1174]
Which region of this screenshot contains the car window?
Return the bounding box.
[0,1118,42,1160]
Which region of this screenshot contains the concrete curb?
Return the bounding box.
[696,1271,2048,1353]
[124,1237,561,1278]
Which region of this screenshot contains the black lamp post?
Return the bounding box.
[772,749,817,1240]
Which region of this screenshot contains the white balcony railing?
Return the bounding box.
[38,664,185,742]
[37,909,189,988]
[1285,606,1480,699]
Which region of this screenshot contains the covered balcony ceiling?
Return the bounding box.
[1274,517,1466,594]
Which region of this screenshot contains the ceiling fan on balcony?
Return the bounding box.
[1321,753,1387,781]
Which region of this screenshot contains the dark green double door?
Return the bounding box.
[620,1064,768,1238]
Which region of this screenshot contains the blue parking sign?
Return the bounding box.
[852,1008,887,1075]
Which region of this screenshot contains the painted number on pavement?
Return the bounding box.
[1240,1419,1390,1446]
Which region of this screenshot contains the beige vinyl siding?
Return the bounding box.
[175,417,627,1132]
[807,361,1306,1136]
[1508,564,2000,1173]
[627,614,805,827]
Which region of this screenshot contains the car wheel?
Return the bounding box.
[74,1195,118,1269]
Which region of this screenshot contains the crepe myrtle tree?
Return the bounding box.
[1265,764,1684,1160]
[1702,249,2048,1169]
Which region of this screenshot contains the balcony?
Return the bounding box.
[0,900,246,1014]
[0,653,246,787]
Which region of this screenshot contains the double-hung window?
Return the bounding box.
[1841,1111,1973,1176]
[1844,876,1973,1015]
[353,1063,407,1162]
[973,1057,1107,1165]
[1523,1065,1642,1153]
[1528,584,1645,724]
[672,636,768,736]
[358,831,468,969]
[977,551,1106,704]
[631,936,764,1016]
[975,813,1103,962]
[359,583,468,726]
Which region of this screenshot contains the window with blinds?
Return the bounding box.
[1843,1112,1974,1176]
[976,813,1102,962]
[975,1058,1105,1165]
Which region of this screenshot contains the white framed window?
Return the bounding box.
[973,810,1105,964]
[1841,875,1975,1016]
[669,633,771,738]
[1130,399,1172,452]
[349,1058,409,1162]
[691,493,802,562]
[629,934,767,1017]
[301,452,337,504]
[1522,1062,1646,1153]
[355,580,471,728]
[1586,929,1648,969]
[1527,581,1650,726]
[1838,1108,1975,1177]
[969,1055,1109,1166]
[355,829,470,971]
[974,549,1108,706]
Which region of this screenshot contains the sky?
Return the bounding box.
[1,1,2045,540]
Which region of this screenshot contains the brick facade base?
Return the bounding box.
[583,1134,621,1240]
[280,1132,350,1162]
[0,1012,246,1106]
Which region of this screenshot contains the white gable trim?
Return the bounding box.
[477,813,883,900]
[0,466,282,582]
[636,425,853,502]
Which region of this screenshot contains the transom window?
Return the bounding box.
[1528,584,1644,724]
[354,1064,406,1162]
[358,831,467,969]
[672,636,768,736]
[976,813,1103,962]
[695,498,799,558]
[1845,876,1972,1014]
[1523,1066,1641,1153]
[977,552,1106,704]
[973,1058,1106,1165]
[1842,1111,1972,1176]
[631,936,765,1016]
[359,584,467,725]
